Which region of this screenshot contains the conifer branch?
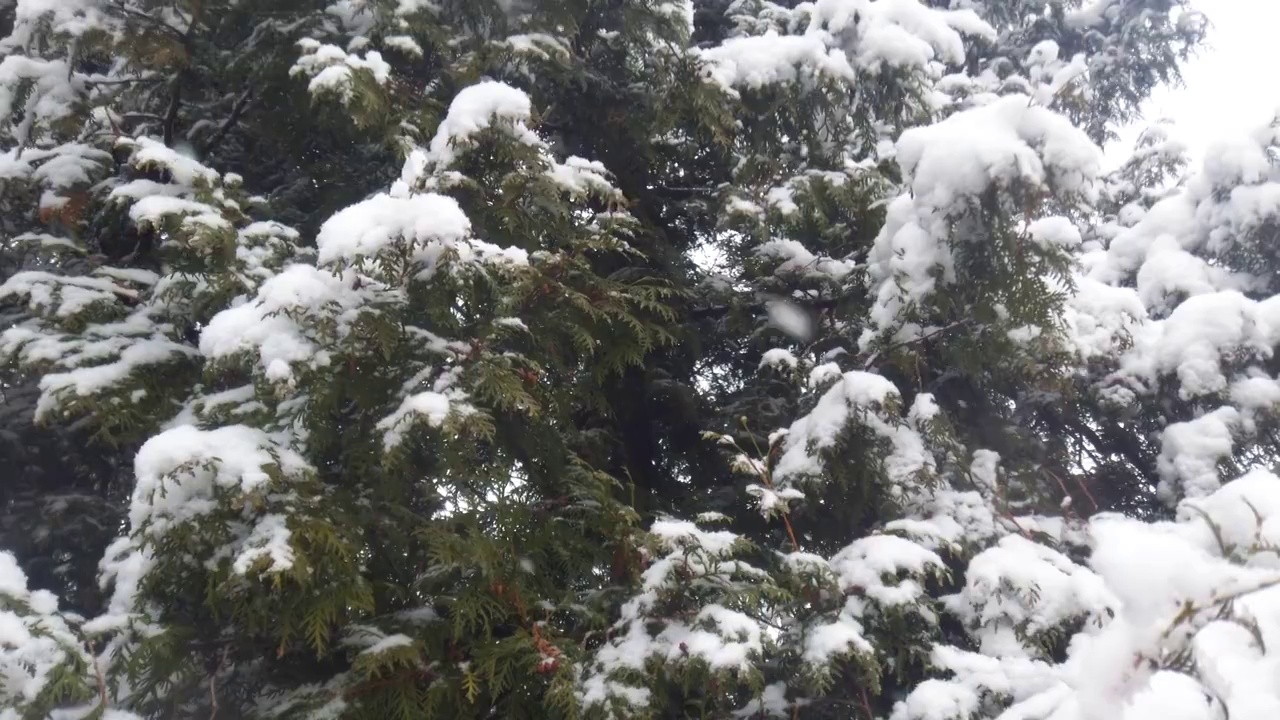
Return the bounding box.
[84,76,167,86]
[107,3,187,42]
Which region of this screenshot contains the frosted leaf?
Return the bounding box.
[200,264,367,382]
[1156,407,1241,503]
[545,156,619,197]
[698,32,855,91]
[696,0,994,91]
[969,449,1000,494]
[24,143,112,190]
[756,239,858,280]
[35,336,197,416]
[889,679,980,720]
[382,35,422,56]
[290,38,391,102]
[127,196,229,232]
[946,534,1117,656]
[579,518,771,712]
[1132,239,1236,313]
[231,514,296,575]
[909,393,940,424]
[895,95,1102,213]
[0,271,138,318]
[1119,291,1279,399]
[0,553,28,598]
[732,682,789,718]
[0,552,92,715]
[425,80,539,168]
[2,0,116,52]
[500,33,572,60]
[376,389,470,449]
[0,55,80,140]
[745,483,804,516]
[130,424,310,536]
[1063,276,1147,360]
[315,192,471,265]
[122,137,220,187]
[1027,216,1083,251]
[357,633,414,656]
[760,348,800,370]
[895,647,1061,720]
[1177,469,1280,562]
[803,612,874,664]
[829,534,944,606]
[774,370,935,490]
[648,519,742,558]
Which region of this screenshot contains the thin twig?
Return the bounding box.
[861,319,972,371]
[741,418,801,552]
[1045,468,1078,516]
[1048,467,1098,512]
[209,670,219,720]
[987,468,1033,540]
[1132,574,1280,670]
[209,644,230,719]
[87,641,107,708]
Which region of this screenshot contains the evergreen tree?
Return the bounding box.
[8,1,1280,720]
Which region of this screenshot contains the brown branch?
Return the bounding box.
[1064,412,1159,483]
[200,85,254,158]
[162,74,183,148]
[1045,467,1077,517]
[1052,467,1098,513]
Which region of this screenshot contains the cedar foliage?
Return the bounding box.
[14,1,1280,720]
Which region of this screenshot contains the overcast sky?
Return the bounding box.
[1106,0,1280,167]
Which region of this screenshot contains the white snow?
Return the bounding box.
[315,192,471,265]
[425,81,540,168]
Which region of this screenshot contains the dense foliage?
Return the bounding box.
[7,1,1280,719]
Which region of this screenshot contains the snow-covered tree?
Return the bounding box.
[10,1,1280,720]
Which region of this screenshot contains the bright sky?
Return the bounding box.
[1108,0,1280,166]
